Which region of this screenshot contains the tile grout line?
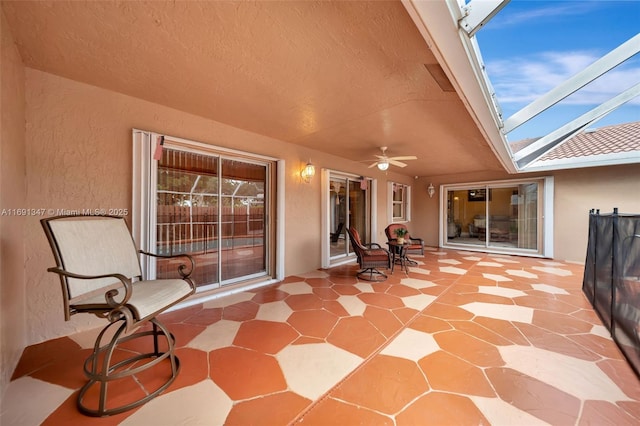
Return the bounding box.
[288,252,484,425]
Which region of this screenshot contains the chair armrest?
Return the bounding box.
[139,250,195,280]
[409,237,424,245]
[46,267,133,307]
[364,242,383,249]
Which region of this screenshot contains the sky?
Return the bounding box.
[474,0,640,142]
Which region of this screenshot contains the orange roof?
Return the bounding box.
[510,121,640,162]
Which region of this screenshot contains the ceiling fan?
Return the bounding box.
[367,146,417,171]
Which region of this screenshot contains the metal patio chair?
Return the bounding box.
[41,214,196,417]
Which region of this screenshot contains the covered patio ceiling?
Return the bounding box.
[2,0,513,178]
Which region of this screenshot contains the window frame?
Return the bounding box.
[388,182,411,223]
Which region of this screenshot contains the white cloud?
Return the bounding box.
[486,51,640,106]
[488,2,598,29]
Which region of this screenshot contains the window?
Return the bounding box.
[389,182,411,222]
[133,130,283,292]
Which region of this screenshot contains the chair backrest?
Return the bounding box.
[385,223,410,240]
[346,227,366,258]
[42,215,142,300]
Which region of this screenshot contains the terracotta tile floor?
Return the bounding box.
[4,248,640,425]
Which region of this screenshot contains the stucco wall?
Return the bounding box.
[552,164,640,262]
[1,9,27,398]
[22,69,411,346]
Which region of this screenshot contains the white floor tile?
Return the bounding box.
[187,320,241,351]
[276,343,362,400]
[381,328,439,361]
[121,380,232,426]
[470,395,550,426]
[531,284,570,295]
[499,346,632,401]
[256,300,294,322]
[482,273,512,282]
[400,277,436,289]
[278,281,314,295]
[477,261,504,267]
[479,286,526,298]
[440,266,467,275]
[460,302,534,323]
[506,269,538,279]
[401,294,437,311]
[337,295,367,316]
[0,377,73,426]
[532,266,573,277]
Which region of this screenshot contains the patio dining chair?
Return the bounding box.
[41,215,196,417]
[346,226,391,281]
[384,223,425,256]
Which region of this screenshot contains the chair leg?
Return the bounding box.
[77,317,180,417]
[357,267,388,282]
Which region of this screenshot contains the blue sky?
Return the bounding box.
[475,0,640,141]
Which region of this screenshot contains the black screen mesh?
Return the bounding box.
[583,209,640,378]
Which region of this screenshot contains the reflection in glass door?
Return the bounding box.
[444,179,545,255]
[328,174,371,261]
[329,177,348,258]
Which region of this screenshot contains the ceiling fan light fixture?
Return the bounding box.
[377,160,389,171]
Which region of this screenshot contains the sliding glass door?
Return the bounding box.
[134,131,276,292]
[443,178,550,255]
[327,172,372,263]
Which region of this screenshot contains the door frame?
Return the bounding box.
[132,129,285,289]
[321,169,378,268]
[439,177,554,257]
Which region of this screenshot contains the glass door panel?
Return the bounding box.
[447,189,486,246]
[156,148,220,286]
[349,179,369,245]
[220,159,267,283]
[329,177,348,258]
[487,187,516,247]
[517,183,538,250]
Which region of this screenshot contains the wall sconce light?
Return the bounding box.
[377,160,389,171]
[301,160,315,183]
[427,183,435,198]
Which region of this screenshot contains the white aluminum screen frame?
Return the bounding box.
[132,129,284,285]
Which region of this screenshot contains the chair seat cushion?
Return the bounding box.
[79,279,194,320]
[363,250,390,261]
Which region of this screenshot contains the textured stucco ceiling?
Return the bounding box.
[2,0,505,177]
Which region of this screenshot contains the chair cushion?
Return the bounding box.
[79,279,194,320]
[363,250,390,261]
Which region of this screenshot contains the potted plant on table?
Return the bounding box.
[394,227,408,244]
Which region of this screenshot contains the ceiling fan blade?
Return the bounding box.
[388,159,408,168]
[368,161,379,168]
[388,155,417,161]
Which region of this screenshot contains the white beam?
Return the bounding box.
[515,82,640,169]
[459,0,510,37]
[504,34,640,134]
